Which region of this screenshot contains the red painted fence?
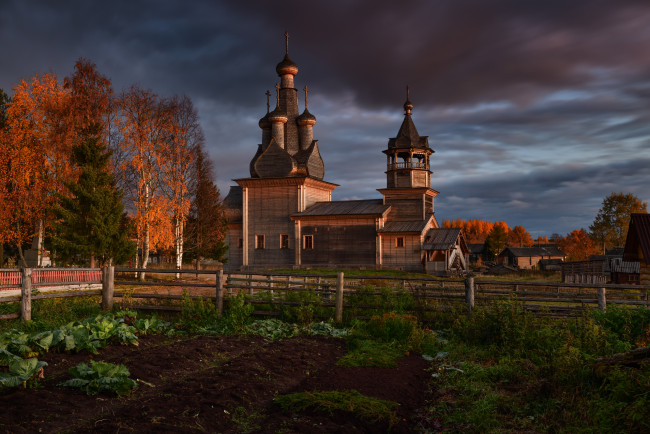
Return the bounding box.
[0,268,102,290]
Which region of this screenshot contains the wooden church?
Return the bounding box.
[224,38,468,275]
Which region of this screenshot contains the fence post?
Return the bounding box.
[102,266,114,311]
[465,277,475,315]
[335,272,344,323]
[598,287,606,312]
[216,270,224,316]
[21,268,32,321]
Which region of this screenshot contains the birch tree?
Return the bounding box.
[162,96,201,277]
[118,86,173,279]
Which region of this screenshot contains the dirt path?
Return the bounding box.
[0,334,431,433]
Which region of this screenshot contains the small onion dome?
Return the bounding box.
[276,54,298,76]
[268,107,288,123]
[404,98,414,115]
[296,108,316,126]
[258,112,271,129]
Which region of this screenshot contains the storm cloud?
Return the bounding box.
[1,0,649,236]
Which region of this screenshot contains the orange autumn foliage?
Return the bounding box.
[442,219,514,244]
[556,229,600,261]
[1,73,68,262]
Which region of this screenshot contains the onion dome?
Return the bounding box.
[259,89,272,129]
[297,86,316,126]
[297,108,316,126]
[258,112,271,129]
[276,54,298,76]
[268,83,288,123]
[404,85,413,115]
[268,107,287,123]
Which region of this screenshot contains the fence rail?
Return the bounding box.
[0,268,102,289]
[1,267,650,322]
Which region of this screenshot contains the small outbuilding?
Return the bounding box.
[623,213,650,286]
[497,245,566,270]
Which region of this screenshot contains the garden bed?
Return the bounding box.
[0,333,430,433]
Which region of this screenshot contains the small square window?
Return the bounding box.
[255,234,265,249]
[304,235,314,250]
[280,234,289,249]
[396,237,405,248]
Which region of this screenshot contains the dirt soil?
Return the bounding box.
[0,334,432,433]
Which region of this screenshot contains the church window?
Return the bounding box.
[396,237,405,248]
[255,234,265,249]
[280,234,289,249]
[304,235,314,250]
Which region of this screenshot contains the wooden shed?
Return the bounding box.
[498,245,566,270]
[623,213,650,285]
[421,228,469,276]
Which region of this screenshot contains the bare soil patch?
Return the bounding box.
[0,334,431,433]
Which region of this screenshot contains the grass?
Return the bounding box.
[274,390,398,426]
[418,304,650,432]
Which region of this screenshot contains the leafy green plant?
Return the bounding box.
[58,360,137,396]
[0,357,47,388]
[308,321,348,338]
[245,319,300,340]
[275,390,398,426]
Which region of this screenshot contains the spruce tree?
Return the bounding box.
[53,123,135,266]
[185,149,228,265]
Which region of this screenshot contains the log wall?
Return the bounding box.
[381,234,423,272]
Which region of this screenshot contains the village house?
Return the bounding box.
[497,245,566,270]
[224,38,469,275]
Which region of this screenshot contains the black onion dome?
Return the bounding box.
[258,112,271,129]
[276,54,299,76]
[404,98,414,114]
[296,108,316,125]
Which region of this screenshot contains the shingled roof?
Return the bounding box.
[624,213,650,265]
[379,220,431,234]
[422,228,463,250]
[292,199,390,218]
[500,245,566,257]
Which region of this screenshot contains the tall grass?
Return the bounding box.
[423,304,650,432]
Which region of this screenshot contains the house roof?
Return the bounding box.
[378,220,431,234]
[422,228,463,250]
[292,199,390,218]
[624,213,650,265]
[500,245,565,257]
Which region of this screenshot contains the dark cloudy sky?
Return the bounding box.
[2,0,649,237]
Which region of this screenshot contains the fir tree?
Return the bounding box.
[185,149,228,265]
[52,123,135,266]
[483,224,508,261]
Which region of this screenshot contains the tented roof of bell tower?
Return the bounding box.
[387,87,430,150]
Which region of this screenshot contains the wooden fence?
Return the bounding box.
[0,268,102,289]
[2,267,650,322]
